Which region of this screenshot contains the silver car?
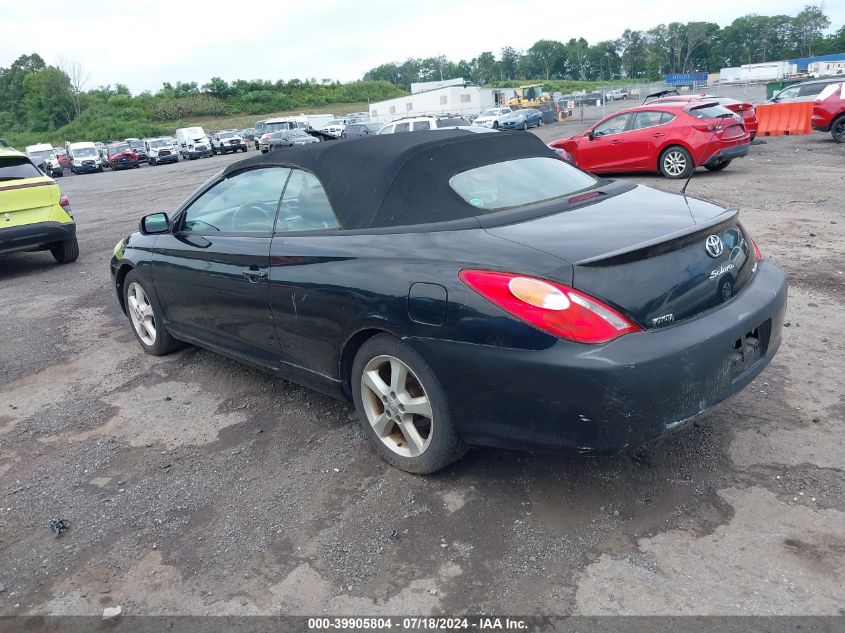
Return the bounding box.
[769,78,844,103]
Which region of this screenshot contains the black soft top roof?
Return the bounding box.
[222,130,559,229]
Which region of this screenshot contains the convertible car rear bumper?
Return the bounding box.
[407,261,787,454]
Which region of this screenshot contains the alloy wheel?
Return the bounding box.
[360,355,433,458]
[127,282,156,346]
[663,150,687,177]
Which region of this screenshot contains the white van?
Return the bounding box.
[25,143,64,177]
[65,141,104,174]
[175,127,212,159]
[144,137,179,165]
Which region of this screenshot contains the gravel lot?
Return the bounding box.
[0,127,843,617]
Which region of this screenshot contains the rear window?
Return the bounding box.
[436,117,470,127]
[449,157,597,211]
[686,105,735,119]
[109,144,130,155]
[0,157,43,181]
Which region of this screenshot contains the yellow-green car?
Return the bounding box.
[0,147,78,263]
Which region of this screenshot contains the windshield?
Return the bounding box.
[128,140,144,149]
[449,157,597,211]
[0,157,43,181]
[109,144,131,155]
[481,109,498,116]
[73,147,98,158]
[148,139,169,148]
[29,150,55,161]
[220,133,239,139]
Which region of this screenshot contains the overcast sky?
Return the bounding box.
[2,0,842,94]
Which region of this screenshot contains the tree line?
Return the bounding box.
[364,6,843,88]
[0,57,404,146]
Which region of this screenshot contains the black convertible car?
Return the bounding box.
[111,130,787,473]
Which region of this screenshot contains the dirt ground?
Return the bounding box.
[0,126,843,617]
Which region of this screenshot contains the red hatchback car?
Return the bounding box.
[811,82,845,142]
[648,94,758,140]
[550,103,750,179]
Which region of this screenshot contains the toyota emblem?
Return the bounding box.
[705,235,724,258]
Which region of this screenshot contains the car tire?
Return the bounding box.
[51,236,79,264]
[123,271,184,356]
[538,118,544,126]
[831,114,845,143]
[659,146,694,179]
[704,159,732,172]
[522,121,528,130]
[149,158,156,166]
[492,121,499,129]
[351,333,467,474]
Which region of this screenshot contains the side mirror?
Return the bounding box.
[139,212,170,235]
[587,130,595,141]
[37,161,48,172]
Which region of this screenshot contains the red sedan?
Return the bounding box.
[550,102,750,179]
[649,94,758,140]
[811,82,845,142]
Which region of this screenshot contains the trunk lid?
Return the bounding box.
[485,185,756,329]
[0,179,58,226]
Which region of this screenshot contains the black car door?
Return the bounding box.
[151,166,291,368]
[268,169,348,378]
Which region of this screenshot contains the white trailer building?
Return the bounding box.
[720,61,797,83]
[369,85,507,124]
[808,60,845,78]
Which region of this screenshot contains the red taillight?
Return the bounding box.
[59,195,70,210]
[751,237,762,262]
[459,269,640,344]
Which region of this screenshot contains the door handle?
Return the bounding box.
[242,269,268,283]
[652,132,666,137]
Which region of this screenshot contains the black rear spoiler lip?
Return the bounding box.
[576,207,740,266]
[688,101,722,111]
[642,89,680,104]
